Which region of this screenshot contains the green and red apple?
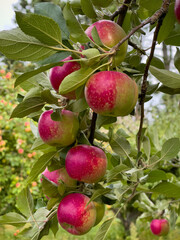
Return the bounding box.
[38,109,79,146]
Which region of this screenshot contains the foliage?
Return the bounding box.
[0,0,180,240]
[0,69,42,214]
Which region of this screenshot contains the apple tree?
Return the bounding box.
[0,0,180,239]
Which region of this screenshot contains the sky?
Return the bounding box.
[0,0,19,31]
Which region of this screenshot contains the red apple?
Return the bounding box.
[150,219,169,236]
[41,167,76,187]
[38,109,79,146]
[85,71,138,117]
[57,193,96,235]
[85,20,128,66]
[175,0,180,22]
[49,56,81,99]
[65,144,107,183]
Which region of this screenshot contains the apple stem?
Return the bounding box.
[89,112,97,145]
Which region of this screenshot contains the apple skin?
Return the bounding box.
[41,167,76,187]
[85,71,138,117]
[57,193,96,235]
[65,145,107,183]
[93,201,105,226]
[49,56,81,99]
[150,219,169,236]
[85,20,128,66]
[175,0,180,23]
[38,109,79,146]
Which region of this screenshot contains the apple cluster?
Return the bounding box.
[38,20,139,236]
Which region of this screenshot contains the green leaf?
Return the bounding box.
[31,137,57,152]
[16,12,62,45]
[81,0,97,19]
[41,89,58,104]
[139,0,161,13]
[38,51,70,65]
[157,4,176,43]
[150,66,180,89]
[81,48,100,59]
[94,217,114,240]
[152,182,180,199]
[165,26,180,46]
[150,57,165,69]
[107,164,129,183]
[69,98,89,113]
[50,216,59,237]
[143,136,151,160]
[88,189,111,204]
[91,26,105,47]
[94,130,109,142]
[158,85,180,95]
[0,212,27,227]
[15,64,62,88]
[0,28,56,61]
[63,3,89,43]
[146,170,167,183]
[91,0,113,7]
[10,97,45,118]
[41,176,60,198]
[34,2,69,40]
[110,135,131,159]
[161,138,180,161]
[27,208,50,239]
[59,67,94,95]
[96,115,117,129]
[26,151,57,184]
[174,47,180,72]
[16,188,34,218]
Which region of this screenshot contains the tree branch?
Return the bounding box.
[128,40,146,55]
[89,112,97,145]
[137,12,168,155]
[110,0,171,55]
[110,0,132,24]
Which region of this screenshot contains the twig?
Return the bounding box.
[89,112,97,145]
[137,6,169,154]
[111,0,132,25]
[128,40,147,55]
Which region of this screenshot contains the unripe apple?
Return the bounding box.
[41,167,76,187]
[49,56,81,99]
[65,145,107,183]
[150,219,169,236]
[85,20,127,66]
[93,201,105,226]
[85,71,138,117]
[175,0,180,22]
[38,109,79,146]
[57,193,96,235]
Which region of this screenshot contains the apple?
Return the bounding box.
[93,201,105,226]
[85,20,128,66]
[57,193,96,235]
[175,0,180,22]
[150,219,169,236]
[38,109,79,146]
[41,167,76,187]
[49,56,81,99]
[65,144,107,183]
[85,71,138,117]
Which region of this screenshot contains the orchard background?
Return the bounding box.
[1,0,180,239]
